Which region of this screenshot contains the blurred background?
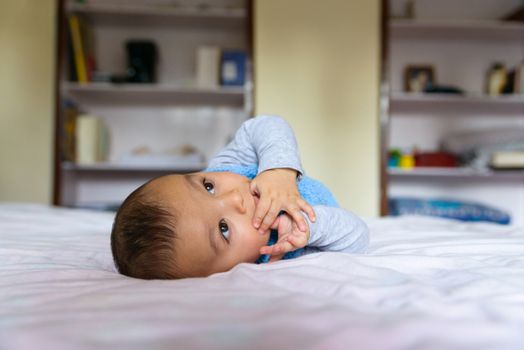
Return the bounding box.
[387,0,524,225]
[0,0,523,224]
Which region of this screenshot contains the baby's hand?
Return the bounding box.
[259,213,310,259]
[250,168,315,234]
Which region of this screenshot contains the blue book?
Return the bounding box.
[220,50,246,86]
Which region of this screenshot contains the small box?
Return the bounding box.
[196,46,220,88]
[220,50,246,86]
[414,152,458,167]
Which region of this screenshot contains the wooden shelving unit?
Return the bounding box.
[390,92,524,113]
[390,18,524,39]
[54,0,253,210]
[388,167,524,179]
[63,82,248,106]
[385,0,524,224]
[66,2,247,24]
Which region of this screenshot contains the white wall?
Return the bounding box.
[254,0,381,217]
[0,0,56,203]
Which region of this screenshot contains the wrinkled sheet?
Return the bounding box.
[1,204,524,350]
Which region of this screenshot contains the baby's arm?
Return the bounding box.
[306,205,369,253]
[262,205,369,257]
[207,115,303,175]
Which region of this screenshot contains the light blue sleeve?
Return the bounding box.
[305,205,369,253]
[207,115,304,175]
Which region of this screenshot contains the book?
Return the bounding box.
[196,46,220,88]
[66,22,77,82]
[80,16,97,81]
[220,50,246,86]
[491,150,524,169]
[68,15,88,83]
[62,100,79,162]
[75,114,109,164]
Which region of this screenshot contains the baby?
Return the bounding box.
[111,115,369,279]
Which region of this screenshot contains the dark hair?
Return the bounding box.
[111,182,179,279]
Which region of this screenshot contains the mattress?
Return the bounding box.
[1,203,524,350]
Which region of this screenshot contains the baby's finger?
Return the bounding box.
[253,197,271,230]
[271,240,294,255]
[258,201,281,234]
[285,204,308,232]
[298,198,316,222]
[249,180,259,196]
[287,233,307,248]
[270,216,280,230]
[259,245,274,255]
[259,242,290,255]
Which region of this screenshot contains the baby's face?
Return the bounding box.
[147,171,270,277]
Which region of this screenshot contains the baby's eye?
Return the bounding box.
[203,179,215,194]
[218,219,230,242]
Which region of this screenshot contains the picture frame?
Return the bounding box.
[404,65,436,92]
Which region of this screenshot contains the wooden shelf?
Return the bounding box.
[62,161,206,173]
[385,3,524,224]
[63,82,247,106]
[388,167,524,179]
[66,2,247,26]
[55,1,253,207]
[390,19,524,40]
[390,92,524,114]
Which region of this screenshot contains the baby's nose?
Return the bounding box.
[221,189,246,214]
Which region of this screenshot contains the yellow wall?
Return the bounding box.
[254,0,381,217]
[0,0,56,203]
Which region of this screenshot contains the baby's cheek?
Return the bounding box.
[241,233,266,260]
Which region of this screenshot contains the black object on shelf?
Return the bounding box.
[502,69,516,94]
[503,6,524,22]
[111,40,158,84]
[424,85,464,94]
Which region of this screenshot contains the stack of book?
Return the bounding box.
[62,102,109,165]
[67,14,96,84]
[196,46,246,88]
[75,114,109,165]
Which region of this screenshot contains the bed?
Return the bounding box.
[1,203,524,350]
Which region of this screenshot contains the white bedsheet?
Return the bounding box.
[1,204,524,350]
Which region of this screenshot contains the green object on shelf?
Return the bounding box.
[388,148,402,167]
